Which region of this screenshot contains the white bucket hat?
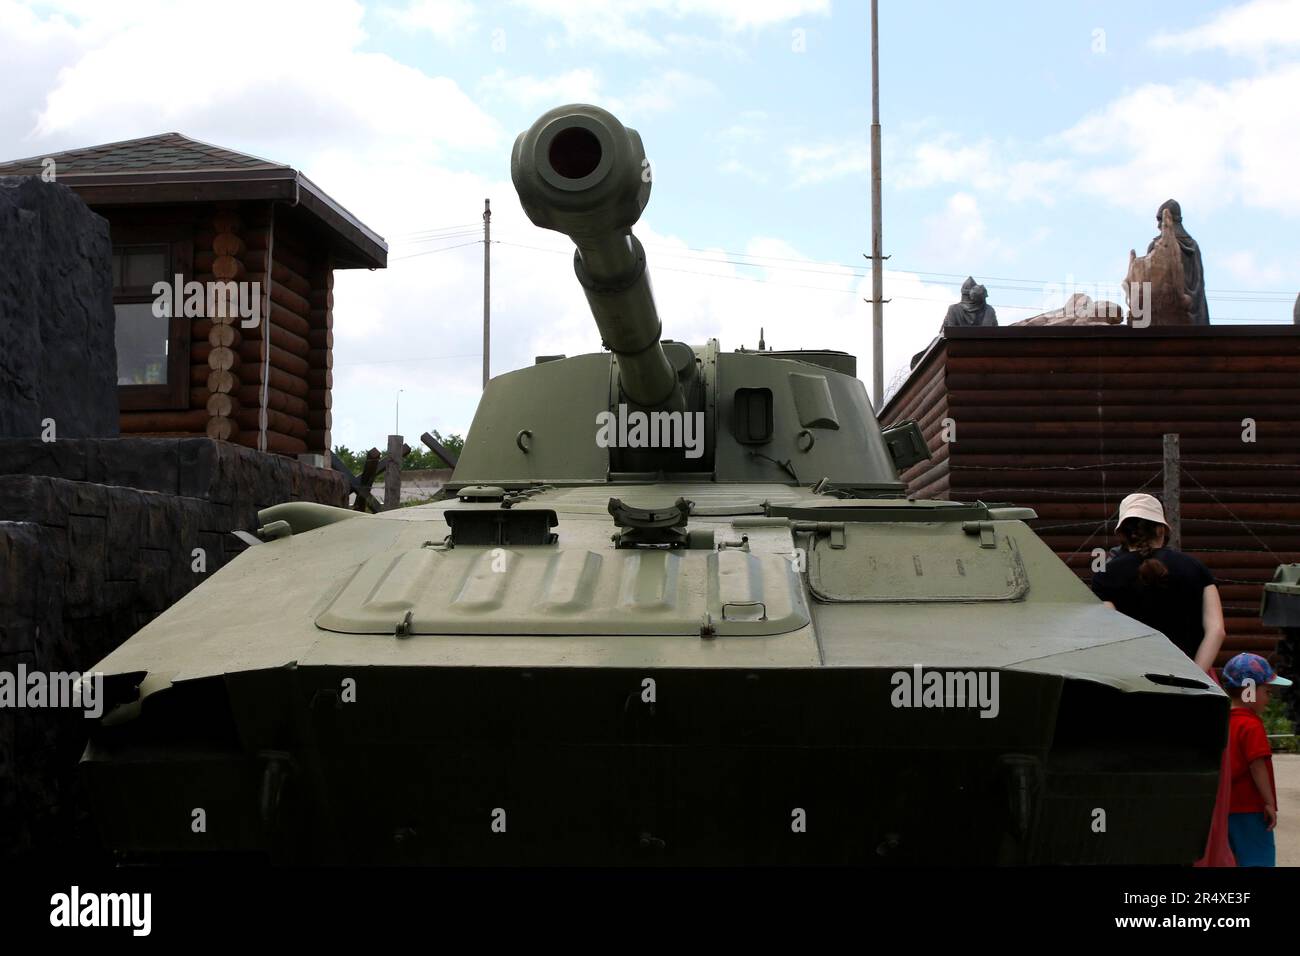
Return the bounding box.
[1117,493,1167,529]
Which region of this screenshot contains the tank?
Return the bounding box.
[81,104,1227,865]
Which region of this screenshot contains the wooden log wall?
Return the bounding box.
[190,205,243,442]
[306,255,334,454]
[235,210,313,457]
[877,326,1300,663]
[112,201,339,459]
[881,345,952,502]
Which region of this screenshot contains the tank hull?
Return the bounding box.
[83,662,1222,865]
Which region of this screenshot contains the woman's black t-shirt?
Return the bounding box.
[1090,547,1215,660]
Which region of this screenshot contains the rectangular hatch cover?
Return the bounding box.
[316,546,810,636]
[808,523,1029,603]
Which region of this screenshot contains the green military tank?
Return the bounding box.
[82,105,1226,865]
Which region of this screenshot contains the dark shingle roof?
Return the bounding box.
[0,133,385,269]
[0,132,287,177]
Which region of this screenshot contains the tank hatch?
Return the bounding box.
[808,522,1030,603]
[315,546,809,637]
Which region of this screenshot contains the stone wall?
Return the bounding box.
[0,437,348,860]
[0,177,118,439]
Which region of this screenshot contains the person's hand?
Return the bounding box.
[1265,805,1278,831]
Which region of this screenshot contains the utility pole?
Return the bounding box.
[869,0,885,410]
[482,198,491,390]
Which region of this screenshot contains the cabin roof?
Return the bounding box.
[0,132,386,269]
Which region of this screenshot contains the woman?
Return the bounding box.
[1090,492,1231,866]
[1091,493,1225,670]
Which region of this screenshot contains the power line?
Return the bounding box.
[334,352,481,367]
[388,222,483,239]
[491,240,1286,318]
[389,239,485,261]
[382,224,1296,312]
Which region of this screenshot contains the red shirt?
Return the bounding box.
[1228,707,1276,813]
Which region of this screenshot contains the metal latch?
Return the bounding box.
[790,520,847,549]
[962,521,998,549]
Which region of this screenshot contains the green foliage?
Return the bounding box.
[1264,694,1298,753]
[332,431,463,478]
[332,445,364,476]
[407,430,463,470]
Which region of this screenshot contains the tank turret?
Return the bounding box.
[512,104,682,411]
[448,104,908,487]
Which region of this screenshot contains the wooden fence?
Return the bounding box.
[880,325,1300,661]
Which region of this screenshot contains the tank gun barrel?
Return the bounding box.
[512,104,682,410]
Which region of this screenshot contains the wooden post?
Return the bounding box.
[386,434,403,510]
[1163,432,1181,550]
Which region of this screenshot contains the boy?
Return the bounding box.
[1222,653,1292,867]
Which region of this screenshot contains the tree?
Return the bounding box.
[333,444,365,475]
[407,430,463,469]
[332,431,463,476]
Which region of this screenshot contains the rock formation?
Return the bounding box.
[0,177,119,439]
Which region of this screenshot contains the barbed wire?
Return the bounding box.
[1182,458,1300,469]
[1181,468,1287,563]
[1032,517,1300,532]
[951,460,1164,472]
[959,487,1300,500]
[951,458,1300,472]
[1056,469,1164,563]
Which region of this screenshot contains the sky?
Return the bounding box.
[3,0,1299,451]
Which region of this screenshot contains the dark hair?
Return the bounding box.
[1120,517,1169,587]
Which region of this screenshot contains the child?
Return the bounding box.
[1222,653,1292,867]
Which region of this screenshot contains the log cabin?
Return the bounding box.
[0,133,387,457]
[880,324,1300,662]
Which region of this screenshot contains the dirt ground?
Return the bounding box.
[1273,753,1299,866]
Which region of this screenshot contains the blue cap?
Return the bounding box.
[1222,653,1293,690]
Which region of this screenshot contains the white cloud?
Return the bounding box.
[877,52,1300,219]
[896,138,999,191]
[1058,65,1300,215]
[479,67,714,115]
[1151,0,1300,57]
[786,139,869,186]
[1222,250,1287,284]
[512,0,830,55]
[712,114,769,182]
[384,0,479,41]
[14,0,501,161]
[718,158,768,183]
[920,192,1009,267]
[479,68,605,109]
[625,69,717,113]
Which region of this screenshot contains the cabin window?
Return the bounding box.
[113,246,171,385]
[112,236,192,410]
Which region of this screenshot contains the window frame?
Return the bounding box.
[112,225,193,411]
